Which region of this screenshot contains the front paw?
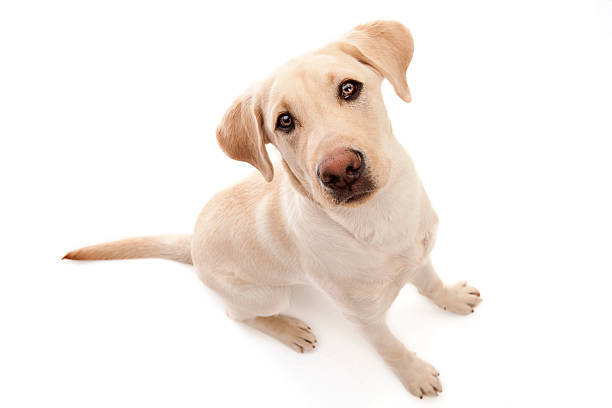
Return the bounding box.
[436,281,482,314]
[395,356,442,398]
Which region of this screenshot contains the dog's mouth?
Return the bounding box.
[328,173,377,206]
[342,189,374,205]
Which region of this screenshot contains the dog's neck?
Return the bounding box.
[281,142,429,252]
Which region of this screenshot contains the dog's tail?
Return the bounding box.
[62,234,193,265]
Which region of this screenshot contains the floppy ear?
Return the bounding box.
[339,21,414,102]
[216,90,274,182]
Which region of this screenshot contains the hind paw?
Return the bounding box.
[247,315,317,353]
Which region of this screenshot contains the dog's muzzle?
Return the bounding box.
[316,148,375,205]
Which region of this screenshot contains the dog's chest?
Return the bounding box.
[289,202,427,282]
[280,160,438,285]
[299,225,423,282]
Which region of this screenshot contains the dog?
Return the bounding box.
[63,20,481,398]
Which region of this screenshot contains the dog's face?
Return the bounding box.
[263,52,392,207]
[216,21,414,208]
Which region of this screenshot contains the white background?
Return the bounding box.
[1,0,611,406]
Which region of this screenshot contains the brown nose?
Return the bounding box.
[317,148,363,190]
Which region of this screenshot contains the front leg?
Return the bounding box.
[355,317,442,398]
[410,258,482,314]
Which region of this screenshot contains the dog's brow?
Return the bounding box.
[273,97,292,115]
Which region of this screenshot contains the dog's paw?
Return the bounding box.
[396,356,442,398]
[250,315,317,353]
[435,281,482,314]
[282,316,318,353]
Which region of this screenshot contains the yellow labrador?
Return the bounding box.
[64,21,481,398]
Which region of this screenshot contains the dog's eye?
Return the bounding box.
[339,79,362,101]
[276,113,295,132]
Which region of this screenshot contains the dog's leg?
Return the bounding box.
[409,258,482,314]
[194,259,317,353]
[221,283,317,354]
[356,317,441,398]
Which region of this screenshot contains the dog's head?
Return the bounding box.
[216,21,414,208]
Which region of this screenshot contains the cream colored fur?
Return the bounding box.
[64,21,481,398]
